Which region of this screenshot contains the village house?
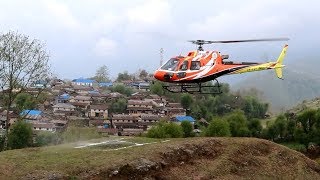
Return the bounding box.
[106,92,125,101]
[72,78,95,87]
[139,114,161,130]
[165,102,186,117]
[20,109,43,122]
[127,100,155,114]
[32,122,56,132]
[130,92,145,100]
[171,115,195,125]
[70,95,93,104]
[52,103,76,116]
[89,104,108,119]
[0,110,18,129]
[72,85,94,95]
[56,93,70,103]
[111,114,140,129]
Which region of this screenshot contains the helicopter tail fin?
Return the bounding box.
[274,44,288,79]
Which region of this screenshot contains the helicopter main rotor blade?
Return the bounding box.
[206,38,290,43]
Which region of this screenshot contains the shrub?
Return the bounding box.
[8,121,33,149]
[205,119,231,137]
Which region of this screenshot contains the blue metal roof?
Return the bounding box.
[175,116,195,122]
[72,78,95,83]
[59,93,70,100]
[20,110,42,116]
[99,82,113,87]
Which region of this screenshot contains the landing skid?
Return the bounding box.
[162,79,222,94]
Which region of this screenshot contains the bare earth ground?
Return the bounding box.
[0,137,320,179]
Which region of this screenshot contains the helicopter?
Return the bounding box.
[153,38,289,94]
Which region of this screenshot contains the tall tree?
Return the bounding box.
[0,31,51,149]
[93,65,110,83]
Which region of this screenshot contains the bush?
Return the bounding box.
[205,119,231,137]
[181,120,194,137]
[147,121,183,138]
[8,121,33,149]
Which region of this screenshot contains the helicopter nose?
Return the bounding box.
[154,71,162,81]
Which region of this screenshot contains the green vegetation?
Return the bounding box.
[205,119,231,137]
[111,84,133,96]
[108,98,128,114]
[181,120,194,137]
[8,121,33,149]
[15,93,37,113]
[35,131,61,147]
[147,121,183,138]
[263,107,320,150]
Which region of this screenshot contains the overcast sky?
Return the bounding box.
[1,0,319,80]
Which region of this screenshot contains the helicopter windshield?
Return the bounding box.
[161,58,179,71]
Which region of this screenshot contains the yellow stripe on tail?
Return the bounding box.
[274,44,288,79]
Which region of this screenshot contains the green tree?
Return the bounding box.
[93,65,110,83]
[8,121,33,149]
[205,119,231,137]
[111,84,133,96]
[180,93,193,110]
[0,31,51,149]
[109,98,127,114]
[181,120,194,137]
[248,118,263,137]
[225,110,250,137]
[273,115,287,139]
[150,81,164,96]
[15,93,37,113]
[116,71,132,82]
[147,121,183,138]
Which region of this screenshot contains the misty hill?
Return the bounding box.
[0,137,319,179]
[232,58,320,113]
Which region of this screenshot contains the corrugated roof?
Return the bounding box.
[20,110,42,116]
[72,78,95,83]
[175,116,195,122]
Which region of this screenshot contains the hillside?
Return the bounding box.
[0,137,319,179]
[232,66,320,113]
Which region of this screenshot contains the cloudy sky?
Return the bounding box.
[0,0,319,80]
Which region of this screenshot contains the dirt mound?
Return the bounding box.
[103,138,320,180]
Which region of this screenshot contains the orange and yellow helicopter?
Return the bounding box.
[153,38,289,94]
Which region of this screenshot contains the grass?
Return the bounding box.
[0,137,319,179]
[0,136,176,179]
[280,142,306,152]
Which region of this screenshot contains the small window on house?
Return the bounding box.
[47,128,49,130]
[34,127,36,129]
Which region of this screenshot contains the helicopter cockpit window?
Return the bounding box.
[161,58,179,71]
[179,61,188,71]
[190,61,201,70]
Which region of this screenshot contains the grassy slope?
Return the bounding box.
[1,137,320,179]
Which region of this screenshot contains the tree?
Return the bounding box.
[93,65,110,83]
[116,71,133,82]
[109,98,127,114]
[8,121,33,149]
[225,110,250,137]
[111,84,133,96]
[181,120,194,137]
[205,119,231,137]
[150,81,164,96]
[248,118,263,137]
[139,69,148,79]
[147,121,183,138]
[180,93,193,110]
[15,93,37,113]
[0,31,51,149]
